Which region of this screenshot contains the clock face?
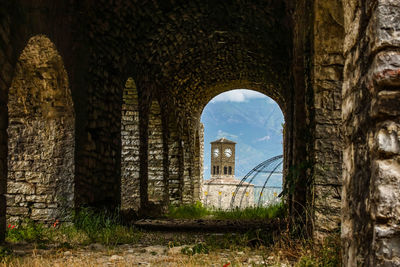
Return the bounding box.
[213,148,219,157]
[224,148,232,157]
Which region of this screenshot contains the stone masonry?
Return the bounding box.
[203,178,255,210]
[121,78,140,211]
[312,0,344,240]
[7,36,74,223]
[148,100,165,204]
[0,1,399,265]
[342,0,400,265]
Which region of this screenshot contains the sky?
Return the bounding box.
[200,89,284,187]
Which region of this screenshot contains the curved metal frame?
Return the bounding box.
[230,155,283,209]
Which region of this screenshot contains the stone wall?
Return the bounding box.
[1,2,388,257]
[312,0,344,239]
[167,124,181,204]
[182,135,193,204]
[342,0,400,265]
[0,5,15,242]
[148,100,164,204]
[202,181,254,210]
[192,131,201,202]
[198,123,204,200]
[7,35,74,223]
[121,78,140,210]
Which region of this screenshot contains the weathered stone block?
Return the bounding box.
[369,51,400,89]
[7,182,35,195]
[7,207,29,216]
[375,128,400,155]
[31,208,56,221]
[368,4,400,53]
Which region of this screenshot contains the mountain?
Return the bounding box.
[201,96,284,187]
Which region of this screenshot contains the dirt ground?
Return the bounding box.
[2,242,291,267]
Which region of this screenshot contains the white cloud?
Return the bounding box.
[216,130,238,140]
[210,89,267,103]
[257,135,271,142]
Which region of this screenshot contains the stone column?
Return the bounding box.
[167,123,181,205]
[182,133,193,204]
[148,100,164,204]
[342,0,400,265]
[0,12,13,242]
[312,0,344,240]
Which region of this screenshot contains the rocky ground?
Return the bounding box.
[2,241,291,267]
[1,219,329,266]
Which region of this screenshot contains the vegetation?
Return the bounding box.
[295,234,342,267]
[166,201,286,220]
[5,208,142,247]
[167,201,211,219]
[1,206,341,266]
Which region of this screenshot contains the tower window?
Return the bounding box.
[217,166,219,174]
[213,166,216,175]
[224,166,227,175]
[228,166,232,175]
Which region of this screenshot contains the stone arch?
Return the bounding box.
[121,77,140,211]
[200,87,286,209]
[7,35,75,222]
[147,99,165,204]
[200,83,289,171]
[199,80,287,115]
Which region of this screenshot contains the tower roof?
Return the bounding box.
[210,137,236,144]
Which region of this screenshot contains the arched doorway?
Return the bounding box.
[7,35,75,222]
[200,89,285,210]
[121,77,140,211]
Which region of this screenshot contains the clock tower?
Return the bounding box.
[210,137,236,179]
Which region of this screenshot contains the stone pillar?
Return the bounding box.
[198,123,204,201]
[192,126,202,202]
[168,125,181,205]
[182,133,193,204]
[148,100,164,204]
[312,0,344,240]
[121,78,140,210]
[0,7,14,242]
[342,0,400,265]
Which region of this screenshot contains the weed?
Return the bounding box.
[213,203,286,220]
[0,246,12,263]
[5,208,143,247]
[6,219,46,243]
[181,243,209,255]
[166,201,286,220]
[167,201,210,219]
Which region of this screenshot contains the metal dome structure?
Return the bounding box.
[230,155,283,209]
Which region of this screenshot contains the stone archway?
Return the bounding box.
[7,35,75,223]
[121,77,140,211]
[199,88,286,210]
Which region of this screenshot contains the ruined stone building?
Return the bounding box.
[0,0,399,266]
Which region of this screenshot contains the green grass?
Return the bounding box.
[3,205,341,267]
[167,201,211,219]
[166,201,286,220]
[6,208,143,246]
[295,234,342,267]
[213,203,286,220]
[6,219,47,243]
